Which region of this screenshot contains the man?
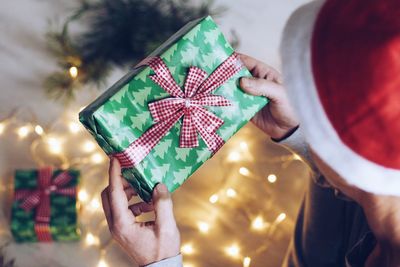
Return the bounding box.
[101,0,400,266]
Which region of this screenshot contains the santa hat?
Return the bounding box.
[281,0,400,196]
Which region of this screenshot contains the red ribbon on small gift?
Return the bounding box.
[14,167,76,242]
[114,52,243,168]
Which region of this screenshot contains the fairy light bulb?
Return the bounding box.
[225,244,240,258]
[85,232,99,246]
[91,153,105,164]
[209,194,219,204]
[239,141,248,150]
[17,126,30,138]
[47,137,62,154]
[69,122,80,133]
[97,259,108,267]
[198,222,210,233]
[228,151,241,162]
[226,188,237,198]
[69,66,78,79]
[251,216,266,230]
[83,140,96,152]
[293,154,302,161]
[90,198,101,211]
[181,244,194,255]
[267,174,277,183]
[239,167,250,176]
[243,257,251,267]
[78,190,89,202]
[34,125,44,135]
[276,213,287,223]
[0,123,5,135]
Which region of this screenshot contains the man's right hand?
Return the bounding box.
[239,54,299,140]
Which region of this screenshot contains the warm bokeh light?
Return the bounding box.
[69,66,78,79]
[276,213,287,223]
[226,188,237,198]
[34,125,44,135]
[91,153,105,164]
[69,122,81,133]
[78,190,89,202]
[228,151,241,162]
[243,257,251,267]
[85,232,99,246]
[183,263,195,267]
[225,244,240,258]
[198,221,210,234]
[17,126,30,138]
[97,259,108,267]
[90,198,101,211]
[181,243,194,255]
[83,140,96,152]
[267,174,277,183]
[47,137,62,154]
[0,123,5,135]
[239,167,250,176]
[251,216,266,230]
[239,141,248,150]
[209,194,219,204]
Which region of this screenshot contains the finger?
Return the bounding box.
[152,184,176,230]
[125,187,137,201]
[240,77,284,101]
[101,187,113,227]
[121,177,133,189]
[238,53,260,72]
[238,53,283,83]
[108,158,132,223]
[129,202,154,217]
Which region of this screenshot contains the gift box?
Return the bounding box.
[79,16,268,202]
[11,167,80,242]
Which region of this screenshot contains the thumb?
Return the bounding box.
[152,183,176,229]
[240,77,283,101]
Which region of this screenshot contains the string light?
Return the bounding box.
[34,125,44,135]
[82,140,96,152]
[183,263,195,267]
[209,194,219,204]
[225,244,240,258]
[97,259,108,267]
[292,154,302,161]
[267,174,277,183]
[181,243,194,255]
[85,232,99,246]
[226,188,237,198]
[197,222,210,233]
[0,122,6,135]
[243,257,251,267]
[239,141,248,150]
[239,167,250,176]
[69,66,78,79]
[69,122,81,133]
[91,153,105,164]
[90,198,101,211]
[47,137,62,154]
[78,190,89,202]
[251,216,267,231]
[17,126,30,138]
[228,151,241,162]
[276,213,286,223]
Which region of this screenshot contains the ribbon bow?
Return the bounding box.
[14,167,76,242]
[115,53,243,169]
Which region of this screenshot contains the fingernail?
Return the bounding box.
[241,77,251,88]
[156,183,168,194]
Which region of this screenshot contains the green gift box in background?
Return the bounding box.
[79,16,268,202]
[11,167,80,242]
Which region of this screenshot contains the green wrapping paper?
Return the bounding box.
[11,169,80,242]
[79,16,268,202]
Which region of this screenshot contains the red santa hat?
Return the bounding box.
[281,0,400,196]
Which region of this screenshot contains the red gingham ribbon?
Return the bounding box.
[114,53,243,168]
[14,167,76,242]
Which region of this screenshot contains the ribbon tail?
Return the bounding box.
[114,111,184,168]
[35,194,52,242]
[192,111,225,154]
[179,109,198,148]
[52,171,73,187]
[19,190,41,211]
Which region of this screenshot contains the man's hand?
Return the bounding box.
[239,54,299,140]
[101,158,181,266]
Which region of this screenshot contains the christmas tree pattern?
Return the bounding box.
[82,16,268,202]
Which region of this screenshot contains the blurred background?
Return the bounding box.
[0,0,311,266]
